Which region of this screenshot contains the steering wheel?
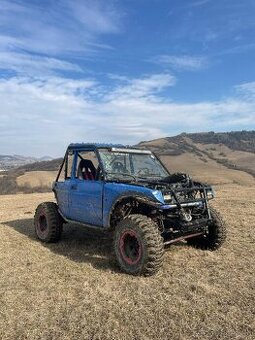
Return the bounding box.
[112,161,126,173]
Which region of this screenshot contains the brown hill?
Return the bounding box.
[0,159,62,195]
[139,130,255,185]
[15,157,63,172]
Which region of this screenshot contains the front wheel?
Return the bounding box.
[113,214,164,276]
[187,207,226,250]
[34,202,63,243]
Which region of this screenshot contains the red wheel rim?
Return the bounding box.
[119,230,142,265]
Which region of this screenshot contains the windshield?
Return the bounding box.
[98,149,169,180]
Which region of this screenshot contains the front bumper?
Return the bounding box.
[160,200,204,209]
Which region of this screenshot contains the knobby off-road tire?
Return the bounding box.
[34,202,63,243]
[114,214,164,276]
[187,207,226,250]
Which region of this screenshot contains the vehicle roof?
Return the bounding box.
[68,143,125,150]
[67,143,148,151]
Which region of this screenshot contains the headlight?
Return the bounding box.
[163,193,172,203]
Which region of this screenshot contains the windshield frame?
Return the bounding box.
[97,147,170,182]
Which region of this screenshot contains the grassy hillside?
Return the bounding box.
[15,158,62,172]
[183,130,255,153]
[0,158,62,195]
[140,131,255,154]
[139,130,255,184]
[16,171,58,188]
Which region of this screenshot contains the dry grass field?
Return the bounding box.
[0,184,254,340]
[16,171,57,189]
[160,154,255,186]
[191,140,255,174]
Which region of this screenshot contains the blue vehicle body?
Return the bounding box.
[53,143,167,228]
[53,143,214,236]
[35,143,224,276]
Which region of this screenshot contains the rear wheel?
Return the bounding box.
[114,214,164,276]
[34,202,63,243]
[187,207,226,250]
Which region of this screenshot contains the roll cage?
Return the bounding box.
[55,144,170,183]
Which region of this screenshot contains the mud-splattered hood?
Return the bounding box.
[104,172,214,209]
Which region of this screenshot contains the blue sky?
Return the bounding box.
[0,0,255,157]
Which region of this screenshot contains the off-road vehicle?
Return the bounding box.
[34,143,226,276]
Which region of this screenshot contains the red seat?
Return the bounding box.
[78,159,96,180]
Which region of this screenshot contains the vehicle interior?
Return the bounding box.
[76,151,99,180]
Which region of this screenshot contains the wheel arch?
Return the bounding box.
[107,193,161,230]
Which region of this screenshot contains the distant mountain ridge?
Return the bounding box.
[15,158,62,172]
[0,154,53,170]
[175,131,255,153]
[139,130,255,154]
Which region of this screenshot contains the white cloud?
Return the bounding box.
[0,1,121,80]
[0,0,121,57]
[152,55,208,71]
[106,74,176,99]
[235,82,255,100]
[0,52,82,75]
[0,73,254,156]
[66,0,121,34]
[187,0,211,8]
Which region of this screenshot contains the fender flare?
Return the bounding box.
[107,192,162,228]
